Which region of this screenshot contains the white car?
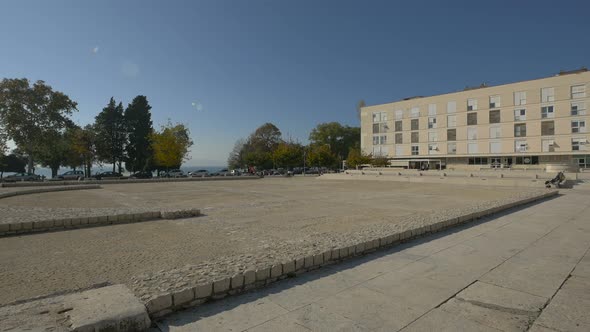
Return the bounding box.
[166,169,185,178]
[190,170,209,177]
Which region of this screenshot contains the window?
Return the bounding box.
[395,145,404,156]
[515,140,527,152]
[489,95,501,108]
[467,127,477,140]
[395,133,403,144]
[447,115,457,127]
[447,142,457,154]
[428,143,438,154]
[571,84,586,99]
[410,107,420,118]
[542,139,555,152]
[468,143,478,154]
[541,121,555,136]
[514,91,527,106]
[395,120,403,132]
[515,156,538,164]
[372,135,387,145]
[372,146,388,157]
[541,87,555,102]
[428,104,437,116]
[372,122,387,133]
[468,157,488,165]
[572,120,586,133]
[428,117,437,129]
[428,132,438,142]
[411,145,419,155]
[467,98,478,111]
[490,141,501,153]
[372,112,387,123]
[489,110,500,123]
[373,123,380,133]
[572,137,588,151]
[541,106,554,119]
[571,102,586,116]
[514,123,527,137]
[514,109,526,121]
[447,101,456,113]
[395,110,403,120]
[489,126,501,139]
[411,131,419,143]
[447,129,456,141]
[411,119,419,130]
[467,112,477,125]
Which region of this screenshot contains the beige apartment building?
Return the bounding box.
[360,68,589,171]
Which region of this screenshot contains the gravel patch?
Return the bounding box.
[130,190,550,303]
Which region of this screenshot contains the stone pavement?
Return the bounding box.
[154,186,590,332]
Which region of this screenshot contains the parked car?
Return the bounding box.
[230,169,242,176]
[165,169,185,178]
[94,171,123,180]
[211,168,231,176]
[130,171,153,179]
[4,172,42,182]
[190,169,209,177]
[57,170,85,180]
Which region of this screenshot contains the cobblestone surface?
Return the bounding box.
[0,206,156,224]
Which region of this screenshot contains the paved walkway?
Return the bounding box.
[155,186,590,332]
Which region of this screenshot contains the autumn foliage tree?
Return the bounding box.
[151,121,193,171]
[272,142,303,169]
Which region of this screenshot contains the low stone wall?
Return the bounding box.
[0,208,201,237]
[0,184,101,200]
[140,190,558,318]
[0,175,261,188]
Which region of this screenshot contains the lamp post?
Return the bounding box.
[303,150,306,176]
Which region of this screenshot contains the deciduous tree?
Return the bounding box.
[346,146,372,169]
[272,142,303,169]
[308,144,338,169]
[309,122,360,161]
[151,121,193,170]
[0,78,77,173]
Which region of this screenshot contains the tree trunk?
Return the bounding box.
[51,167,59,178]
[27,154,34,174]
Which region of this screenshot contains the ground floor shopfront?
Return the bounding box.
[387,155,590,171]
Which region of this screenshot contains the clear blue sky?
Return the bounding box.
[1,0,588,166]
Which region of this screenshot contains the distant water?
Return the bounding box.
[3,165,226,178]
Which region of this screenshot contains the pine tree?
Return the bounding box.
[124,96,153,172]
[94,98,126,172]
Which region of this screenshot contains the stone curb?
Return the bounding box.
[0,208,201,237]
[0,185,101,200]
[0,176,260,188]
[143,190,558,318]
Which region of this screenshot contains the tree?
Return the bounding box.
[94,98,126,173]
[37,130,70,178]
[227,123,283,170]
[151,121,193,171]
[70,125,97,177]
[272,142,303,169]
[356,99,366,120]
[346,146,372,169]
[371,156,390,167]
[308,122,360,161]
[308,144,338,169]
[124,95,154,172]
[0,78,77,173]
[0,153,26,179]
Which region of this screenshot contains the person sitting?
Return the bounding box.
[545,171,565,188]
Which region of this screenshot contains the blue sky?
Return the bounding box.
[1,0,588,166]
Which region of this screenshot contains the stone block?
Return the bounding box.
[391,233,400,244]
[141,212,153,221]
[243,270,256,285]
[282,261,295,274]
[268,264,282,279]
[355,242,366,254]
[304,255,314,268]
[331,249,340,260]
[371,239,379,249]
[79,217,89,225]
[213,278,231,293]
[70,218,81,227]
[313,253,324,266]
[195,283,212,299]
[230,273,244,289]
[256,267,270,281]
[107,215,119,224]
[152,211,162,219]
[339,247,349,258]
[0,223,9,233]
[294,257,305,271]
[172,288,194,306]
[323,250,332,262]
[21,222,33,230]
[8,223,22,232]
[145,294,172,314]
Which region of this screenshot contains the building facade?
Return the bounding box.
[360,69,589,170]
